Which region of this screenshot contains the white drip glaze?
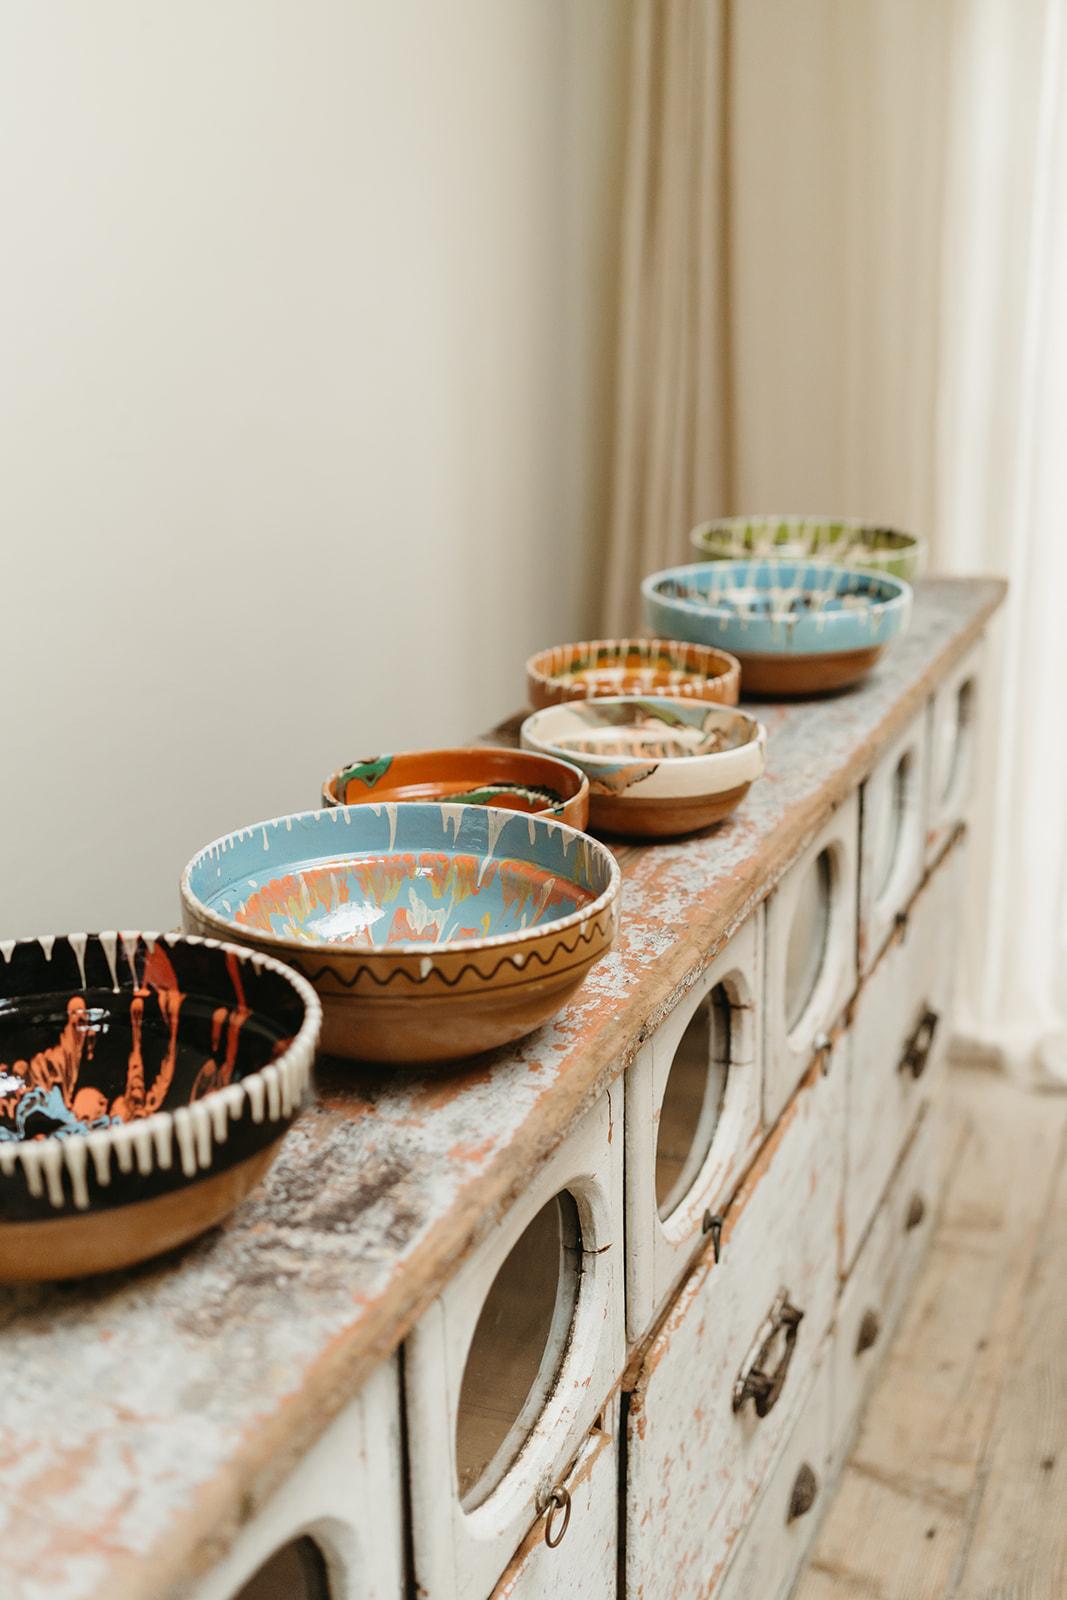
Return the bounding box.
[64,1140,90,1210]
[98,932,121,992]
[37,935,55,961]
[69,933,88,990]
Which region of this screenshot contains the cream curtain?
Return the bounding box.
[605,0,1067,1072]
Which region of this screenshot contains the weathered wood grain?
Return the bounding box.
[0,580,1004,1600]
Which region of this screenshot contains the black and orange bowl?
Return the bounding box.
[0,931,320,1281]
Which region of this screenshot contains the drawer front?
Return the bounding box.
[625,1053,844,1600]
[625,909,763,1345]
[492,1412,617,1599]
[764,792,859,1127]
[843,840,960,1266]
[194,1358,404,1600]
[835,1105,942,1455]
[926,640,984,865]
[714,1353,833,1600]
[406,1082,624,1600]
[858,712,927,976]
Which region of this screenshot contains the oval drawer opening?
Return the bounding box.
[873,751,912,897]
[456,1191,581,1511]
[656,985,731,1221]
[785,849,833,1030]
[942,677,976,802]
[232,1537,330,1600]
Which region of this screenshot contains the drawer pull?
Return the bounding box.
[856,1307,881,1355]
[788,1462,819,1522]
[542,1484,571,1549]
[905,1193,926,1231]
[899,1008,939,1079]
[732,1289,805,1418]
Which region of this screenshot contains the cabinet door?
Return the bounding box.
[625,909,763,1345]
[843,839,961,1267]
[194,1358,404,1600]
[406,1083,624,1600]
[492,1409,618,1600]
[835,1105,942,1456]
[624,1053,844,1600]
[926,640,984,865]
[858,713,927,976]
[764,792,859,1127]
[714,1354,833,1600]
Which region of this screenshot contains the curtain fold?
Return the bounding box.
[605,0,1067,1068]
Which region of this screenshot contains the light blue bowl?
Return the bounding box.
[642,560,912,694]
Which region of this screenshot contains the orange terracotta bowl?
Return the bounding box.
[181,804,621,1065]
[321,746,589,831]
[526,638,741,710]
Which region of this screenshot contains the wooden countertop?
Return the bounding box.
[0,578,1005,1600]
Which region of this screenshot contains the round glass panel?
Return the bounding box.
[873,753,910,899]
[233,1538,329,1600]
[785,850,833,1030]
[456,1192,581,1510]
[656,986,732,1221]
[942,679,975,801]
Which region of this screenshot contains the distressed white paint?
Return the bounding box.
[763,791,859,1126]
[491,1405,618,1599]
[625,908,764,1346]
[857,710,928,975]
[715,1354,834,1600]
[405,1082,624,1600]
[624,1051,845,1600]
[192,1358,405,1600]
[843,841,962,1266]
[925,640,986,866]
[834,1104,943,1464]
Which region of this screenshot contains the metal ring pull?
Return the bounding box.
[543,1484,571,1549]
[899,1007,940,1080]
[732,1288,804,1418]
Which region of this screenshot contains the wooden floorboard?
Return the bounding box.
[795,1063,1067,1600]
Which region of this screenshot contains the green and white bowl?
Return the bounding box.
[690,516,923,583]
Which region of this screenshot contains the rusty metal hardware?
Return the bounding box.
[813,1030,832,1074]
[732,1289,804,1418]
[856,1307,881,1355]
[542,1483,571,1549]
[905,1192,926,1231]
[899,1008,939,1080]
[788,1462,819,1522]
[702,1210,724,1263]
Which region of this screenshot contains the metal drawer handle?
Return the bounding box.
[899,1008,939,1079]
[856,1307,881,1356]
[732,1288,805,1418]
[905,1192,926,1231]
[788,1462,819,1522]
[543,1484,571,1549]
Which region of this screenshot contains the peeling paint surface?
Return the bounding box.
[0,580,1004,1600]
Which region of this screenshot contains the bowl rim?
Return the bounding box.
[525,636,742,691]
[181,802,622,960]
[521,697,766,772]
[689,514,925,561]
[641,558,912,625]
[320,743,590,815]
[0,931,321,1203]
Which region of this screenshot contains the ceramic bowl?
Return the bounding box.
[181,804,621,1065]
[526,638,741,710]
[642,560,912,695]
[522,698,766,838]
[690,515,923,583]
[321,746,589,830]
[0,932,319,1281]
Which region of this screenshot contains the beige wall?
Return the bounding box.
[1,1,627,933]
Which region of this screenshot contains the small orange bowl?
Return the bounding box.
[526,638,741,710]
[321,746,590,830]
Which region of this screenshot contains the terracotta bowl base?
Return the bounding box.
[316,960,603,1064]
[737,646,884,696]
[590,781,752,839]
[0,1145,277,1282]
